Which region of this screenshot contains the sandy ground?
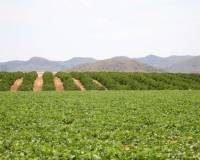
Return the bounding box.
[10,78,23,92]
[54,77,64,91]
[33,73,43,92]
[93,79,108,90]
[72,78,86,91]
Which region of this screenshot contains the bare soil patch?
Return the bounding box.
[72,78,86,91]
[54,77,64,91]
[93,79,108,90]
[10,78,23,92]
[33,73,43,92]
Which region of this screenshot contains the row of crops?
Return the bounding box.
[1,71,200,91]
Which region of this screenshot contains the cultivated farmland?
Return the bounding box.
[0,91,199,159]
[1,72,200,91]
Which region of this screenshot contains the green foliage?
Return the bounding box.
[42,72,55,91]
[110,72,147,90]
[19,72,38,91]
[1,72,200,91]
[88,72,200,90]
[0,91,199,159]
[71,72,105,90]
[88,72,125,90]
[0,72,23,91]
[55,72,79,90]
[0,72,6,79]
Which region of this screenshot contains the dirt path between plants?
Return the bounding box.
[33,73,43,92]
[10,78,23,92]
[72,78,86,91]
[93,79,108,90]
[54,77,64,91]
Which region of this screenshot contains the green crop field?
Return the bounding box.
[0,91,199,159]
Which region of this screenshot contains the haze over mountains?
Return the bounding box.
[0,55,200,73]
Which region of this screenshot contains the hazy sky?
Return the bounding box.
[0,0,200,62]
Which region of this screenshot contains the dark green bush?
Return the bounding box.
[88,72,126,90]
[42,72,55,91]
[0,72,24,91]
[19,72,38,91]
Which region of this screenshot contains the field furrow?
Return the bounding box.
[33,75,43,92]
[93,79,108,90]
[10,78,23,92]
[72,78,86,91]
[54,77,64,91]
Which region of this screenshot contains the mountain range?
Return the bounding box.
[136,55,194,69]
[70,56,160,72]
[136,55,200,73]
[0,55,200,73]
[0,57,96,72]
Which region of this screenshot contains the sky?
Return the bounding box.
[0,0,200,62]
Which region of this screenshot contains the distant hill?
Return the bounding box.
[136,55,194,69]
[1,55,199,73]
[0,57,97,72]
[167,56,200,73]
[136,55,166,68]
[69,56,160,72]
[63,57,97,68]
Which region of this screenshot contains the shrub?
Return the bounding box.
[19,72,38,91]
[0,72,23,91]
[88,72,126,90]
[42,72,55,91]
